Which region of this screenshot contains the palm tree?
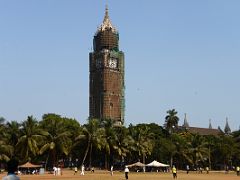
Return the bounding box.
[39,114,72,168]
[113,127,134,163]
[0,140,13,161]
[204,135,217,169]
[129,124,154,165]
[0,118,14,161]
[158,136,176,166]
[215,135,236,168]
[16,116,47,161]
[171,133,192,167]
[76,118,105,167]
[100,119,117,169]
[5,121,20,151]
[187,134,208,167]
[164,109,179,134]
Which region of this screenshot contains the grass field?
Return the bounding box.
[0,170,239,180]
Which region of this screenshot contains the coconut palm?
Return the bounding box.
[5,121,20,147]
[76,118,105,167]
[164,109,179,134]
[0,122,13,161]
[187,134,208,167]
[0,118,14,161]
[170,133,192,167]
[204,135,218,169]
[0,140,13,161]
[16,116,47,161]
[129,124,154,164]
[215,135,236,167]
[113,126,135,161]
[100,119,118,169]
[39,114,72,167]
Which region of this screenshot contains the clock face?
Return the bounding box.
[109,58,117,69]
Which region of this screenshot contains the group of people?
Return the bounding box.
[53,166,62,176]
[2,159,240,180]
[74,165,85,175]
[0,160,170,180]
[73,165,129,179]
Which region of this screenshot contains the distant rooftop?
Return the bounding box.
[180,126,222,136]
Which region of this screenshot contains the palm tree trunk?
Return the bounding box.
[142,153,145,164]
[170,154,173,167]
[89,143,93,167]
[105,152,108,170]
[82,138,90,165]
[208,146,211,169]
[53,149,56,166]
[45,151,50,170]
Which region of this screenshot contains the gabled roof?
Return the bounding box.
[19,162,42,168]
[185,126,221,136]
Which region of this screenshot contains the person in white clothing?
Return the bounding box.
[80,165,85,175]
[124,166,129,180]
[57,167,61,175]
[53,166,57,176]
[110,165,113,176]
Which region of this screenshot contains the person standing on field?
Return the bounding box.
[74,167,77,175]
[206,166,209,174]
[237,166,240,176]
[124,166,129,180]
[186,165,189,174]
[110,165,113,176]
[172,165,177,179]
[80,165,85,175]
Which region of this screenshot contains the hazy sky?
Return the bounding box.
[1,0,240,130]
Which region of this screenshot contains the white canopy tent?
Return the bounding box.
[147,160,169,167]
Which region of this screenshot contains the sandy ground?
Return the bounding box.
[0,170,239,180]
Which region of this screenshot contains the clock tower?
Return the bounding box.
[89,6,125,126]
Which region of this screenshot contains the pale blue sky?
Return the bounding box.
[1,0,240,130]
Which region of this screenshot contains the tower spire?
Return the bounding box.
[224,117,231,134]
[97,5,117,33]
[209,119,212,129]
[104,4,109,21]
